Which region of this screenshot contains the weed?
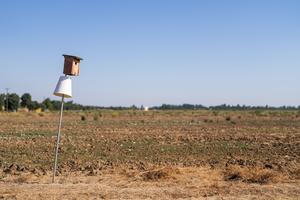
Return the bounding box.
[81,115,87,121]
[225,116,231,121]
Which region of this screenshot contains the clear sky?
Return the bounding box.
[1,0,300,107]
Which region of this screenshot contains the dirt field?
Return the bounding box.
[0,110,299,199]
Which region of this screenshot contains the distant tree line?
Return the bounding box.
[151,104,300,110]
[152,104,206,110]
[1,93,300,112]
[0,93,90,112]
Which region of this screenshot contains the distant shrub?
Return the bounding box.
[225,116,231,121]
[81,115,87,121]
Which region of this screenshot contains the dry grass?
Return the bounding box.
[224,165,283,184]
[287,163,300,179]
[1,167,299,199]
[140,166,180,181]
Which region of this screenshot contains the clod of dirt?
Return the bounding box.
[264,164,273,169]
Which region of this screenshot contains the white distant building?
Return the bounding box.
[140,105,149,111]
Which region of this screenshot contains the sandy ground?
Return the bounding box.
[0,167,299,200]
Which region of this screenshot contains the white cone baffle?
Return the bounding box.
[53,76,72,98]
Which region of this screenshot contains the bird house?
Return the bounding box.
[63,54,83,76]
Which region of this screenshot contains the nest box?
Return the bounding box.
[63,54,83,76]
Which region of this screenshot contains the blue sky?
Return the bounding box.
[1,0,300,106]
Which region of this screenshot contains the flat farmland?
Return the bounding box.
[0,110,299,199]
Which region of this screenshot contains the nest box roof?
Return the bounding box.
[63,54,83,61]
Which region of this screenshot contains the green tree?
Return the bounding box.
[42,98,53,111]
[7,93,20,111]
[0,94,5,111]
[131,105,138,110]
[20,93,32,108]
[50,100,61,110]
[28,101,40,111]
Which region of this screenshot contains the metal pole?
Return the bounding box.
[52,95,65,183]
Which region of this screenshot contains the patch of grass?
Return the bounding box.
[287,163,300,179]
[253,110,268,117]
[141,167,179,181]
[224,165,280,184]
[1,131,54,138]
[111,112,119,118]
[13,176,29,183]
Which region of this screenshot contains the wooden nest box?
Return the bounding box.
[63,54,83,76]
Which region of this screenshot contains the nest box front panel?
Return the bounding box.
[63,57,80,76]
